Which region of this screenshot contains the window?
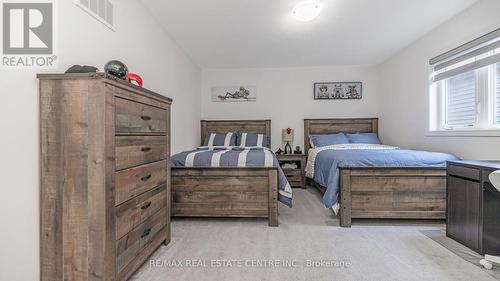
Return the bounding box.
[429,28,500,135]
[445,70,477,127]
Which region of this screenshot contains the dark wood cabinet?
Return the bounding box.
[447,175,480,251]
[447,160,500,255]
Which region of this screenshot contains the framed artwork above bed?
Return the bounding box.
[313,82,362,100]
[211,86,257,102]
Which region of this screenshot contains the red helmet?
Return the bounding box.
[125,73,143,87]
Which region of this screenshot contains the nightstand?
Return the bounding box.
[277,154,307,188]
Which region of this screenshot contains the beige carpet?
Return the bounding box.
[131,188,498,281]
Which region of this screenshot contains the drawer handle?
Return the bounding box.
[141,115,152,121]
[141,201,152,210]
[141,174,152,181]
[141,147,151,152]
[141,228,152,238]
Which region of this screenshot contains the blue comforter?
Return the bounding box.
[310,146,459,208]
[171,146,293,207]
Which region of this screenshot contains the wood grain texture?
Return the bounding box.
[39,74,171,281]
[277,154,307,188]
[304,118,378,155]
[341,168,446,227]
[303,118,446,227]
[268,169,279,227]
[115,135,167,171]
[115,185,167,240]
[340,169,352,227]
[115,160,167,205]
[172,167,279,225]
[200,120,271,146]
[116,208,167,273]
[115,97,167,134]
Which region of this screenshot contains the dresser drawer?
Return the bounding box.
[116,208,167,273]
[283,170,302,182]
[115,185,167,239]
[115,98,167,134]
[116,135,167,170]
[116,161,167,205]
[448,164,480,181]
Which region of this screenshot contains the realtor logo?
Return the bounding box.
[1,1,57,68]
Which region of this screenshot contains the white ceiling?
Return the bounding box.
[140,0,478,68]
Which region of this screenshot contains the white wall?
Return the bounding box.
[201,66,378,150]
[377,0,500,160]
[0,1,201,280]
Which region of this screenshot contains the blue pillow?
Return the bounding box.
[346,133,381,144]
[309,133,349,147]
[237,133,271,148]
[203,132,237,146]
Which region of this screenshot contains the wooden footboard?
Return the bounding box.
[171,167,279,226]
[339,167,447,227]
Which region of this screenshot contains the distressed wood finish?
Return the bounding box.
[200,119,271,145]
[115,98,167,134]
[303,118,447,227]
[115,161,167,205]
[276,154,307,188]
[39,73,171,281]
[304,118,378,155]
[115,135,167,170]
[172,168,279,226]
[116,208,167,273]
[173,120,278,226]
[115,185,167,239]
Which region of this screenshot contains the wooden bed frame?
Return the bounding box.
[304,118,447,227]
[171,120,279,226]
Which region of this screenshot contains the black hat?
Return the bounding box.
[65,65,99,73]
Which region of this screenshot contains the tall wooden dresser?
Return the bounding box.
[39,73,172,281]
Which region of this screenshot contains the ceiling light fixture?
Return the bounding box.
[291,1,322,22]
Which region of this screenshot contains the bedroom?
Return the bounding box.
[1,0,500,280]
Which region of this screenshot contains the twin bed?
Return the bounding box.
[304,118,458,227]
[171,120,292,226]
[170,118,458,228]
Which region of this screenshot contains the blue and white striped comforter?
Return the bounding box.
[171,146,293,207]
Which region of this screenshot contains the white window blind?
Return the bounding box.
[446,70,477,127]
[429,28,500,134]
[496,62,500,124]
[430,29,500,83]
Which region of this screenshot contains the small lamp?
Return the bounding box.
[282,128,294,154]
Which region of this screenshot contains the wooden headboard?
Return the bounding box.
[303,118,379,155]
[200,120,271,146]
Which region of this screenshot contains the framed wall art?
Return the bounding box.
[313,82,362,100]
[211,86,257,102]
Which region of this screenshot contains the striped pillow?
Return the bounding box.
[237,133,271,148]
[203,132,237,147]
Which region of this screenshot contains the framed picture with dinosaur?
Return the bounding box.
[211,86,257,102]
[313,82,362,100]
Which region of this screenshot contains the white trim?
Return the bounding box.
[426,129,500,137]
[75,0,115,31]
